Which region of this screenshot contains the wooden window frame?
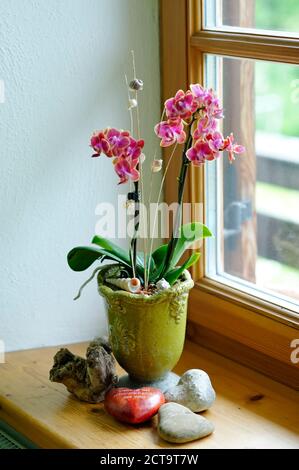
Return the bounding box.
[160,0,299,389]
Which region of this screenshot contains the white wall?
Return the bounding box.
[0,0,161,351]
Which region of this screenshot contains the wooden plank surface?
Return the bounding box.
[0,341,298,449]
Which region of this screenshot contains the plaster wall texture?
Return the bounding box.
[0,0,161,351]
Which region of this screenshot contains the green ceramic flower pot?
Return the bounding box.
[98,270,194,389]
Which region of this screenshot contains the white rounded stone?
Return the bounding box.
[164,369,216,412]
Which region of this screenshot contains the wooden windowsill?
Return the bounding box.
[0,341,298,449]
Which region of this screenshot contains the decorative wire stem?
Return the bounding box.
[129,50,142,282]
[125,73,134,137]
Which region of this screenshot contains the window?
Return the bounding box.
[205,55,299,312]
[205,0,299,37]
[160,0,299,389]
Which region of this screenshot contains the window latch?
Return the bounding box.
[224,200,252,240]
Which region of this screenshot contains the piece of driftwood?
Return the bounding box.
[49,337,118,403]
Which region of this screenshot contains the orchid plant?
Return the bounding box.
[68,57,245,295]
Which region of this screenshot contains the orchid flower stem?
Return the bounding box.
[143,109,167,288]
[144,151,156,290]
[147,142,178,284]
[161,117,196,277]
[139,160,148,288]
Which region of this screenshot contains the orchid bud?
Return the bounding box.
[139,153,146,164]
[151,159,163,173]
[129,79,143,91]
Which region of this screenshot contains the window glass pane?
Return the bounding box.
[205,54,299,306]
[205,0,299,36]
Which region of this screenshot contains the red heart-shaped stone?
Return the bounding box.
[105,387,165,424]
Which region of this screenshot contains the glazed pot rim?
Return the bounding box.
[98,269,194,304]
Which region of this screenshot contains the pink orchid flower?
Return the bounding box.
[106,128,131,157]
[206,131,225,153]
[210,101,224,119]
[190,84,223,119]
[90,128,144,184]
[90,131,111,157]
[154,119,186,147]
[113,156,140,185]
[207,95,224,119]
[123,138,144,159]
[165,90,197,120]
[193,116,217,139]
[222,133,245,163]
[190,84,207,104]
[186,139,217,165]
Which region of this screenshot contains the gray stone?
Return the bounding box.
[164,369,216,412]
[157,403,215,444]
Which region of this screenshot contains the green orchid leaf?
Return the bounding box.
[67,246,131,272]
[92,235,146,282]
[67,246,105,271]
[152,244,168,266]
[99,250,132,269]
[146,245,167,284]
[165,252,201,285]
[149,223,211,282]
[92,235,131,266]
[170,222,212,269]
[148,263,165,284]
